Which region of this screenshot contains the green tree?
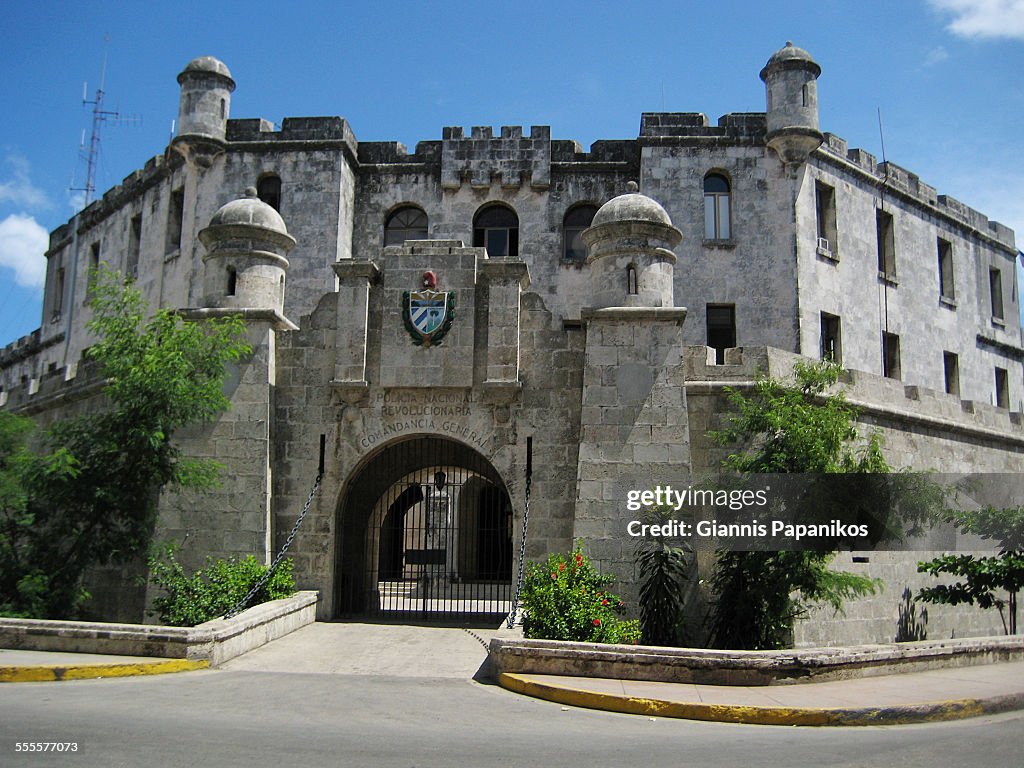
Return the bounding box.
[706,361,905,650]
[0,268,250,618]
[917,505,1024,635]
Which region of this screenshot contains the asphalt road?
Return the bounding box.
[3,667,1024,768]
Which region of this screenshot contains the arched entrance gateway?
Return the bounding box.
[335,436,514,622]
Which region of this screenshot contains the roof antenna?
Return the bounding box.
[71,34,140,209]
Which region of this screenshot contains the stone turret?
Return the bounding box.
[760,41,823,165]
[582,182,682,309]
[172,56,235,165]
[198,188,295,314]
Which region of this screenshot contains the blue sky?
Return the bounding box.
[1,0,1022,347]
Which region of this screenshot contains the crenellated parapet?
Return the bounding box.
[441,125,551,190]
[639,112,767,141]
[225,116,359,162]
[816,133,1016,251]
[682,345,1024,445]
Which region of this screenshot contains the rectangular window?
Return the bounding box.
[876,209,895,278]
[165,188,184,255]
[990,267,1004,321]
[86,241,100,301]
[937,238,954,302]
[820,312,841,363]
[882,331,901,380]
[52,266,65,320]
[127,213,143,279]
[995,367,1009,409]
[485,229,509,258]
[943,351,959,396]
[815,182,838,257]
[706,304,736,365]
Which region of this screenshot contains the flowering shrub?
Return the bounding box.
[519,545,641,644]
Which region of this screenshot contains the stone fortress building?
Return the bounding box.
[1,43,1022,645]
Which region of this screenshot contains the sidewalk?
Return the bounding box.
[0,648,208,682]
[6,625,1024,727]
[497,660,1024,726]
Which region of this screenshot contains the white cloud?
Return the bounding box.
[923,45,950,66]
[929,0,1024,40]
[0,214,48,289]
[0,155,49,210]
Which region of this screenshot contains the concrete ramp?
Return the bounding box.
[221,622,496,678]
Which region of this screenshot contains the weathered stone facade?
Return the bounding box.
[2,44,1021,645]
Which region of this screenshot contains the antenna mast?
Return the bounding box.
[72,35,139,207]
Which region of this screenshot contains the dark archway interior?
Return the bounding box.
[336,436,512,620]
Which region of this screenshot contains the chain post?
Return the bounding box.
[223,435,326,620]
[506,437,532,629]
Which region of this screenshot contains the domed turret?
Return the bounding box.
[582,182,681,309]
[173,56,235,165]
[760,41,823,165]
[198,188,295,313]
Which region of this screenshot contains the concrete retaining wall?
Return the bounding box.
[0,591,317,667]
[489,634,1024,686]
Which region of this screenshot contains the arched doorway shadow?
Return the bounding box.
[336,436,513,623]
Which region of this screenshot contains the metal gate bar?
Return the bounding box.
[338,437,513,621]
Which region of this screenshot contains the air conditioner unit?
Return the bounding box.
[816,236,831,255]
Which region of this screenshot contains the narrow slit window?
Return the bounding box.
[990,267,1004,321]
[938,238,954,301]
[943,351,959,396]
[876,209,895,278]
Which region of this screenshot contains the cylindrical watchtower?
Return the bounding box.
[173,56,235,163]
[198,188,295,314]
[582,182,681,310]
[760,42,823,165]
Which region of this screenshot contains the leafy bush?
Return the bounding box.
[917,505,1024,635]
[520,544,640,644]
[635,522,690,646]
[147,544,294,626]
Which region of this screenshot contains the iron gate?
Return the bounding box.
[337,437,513,622]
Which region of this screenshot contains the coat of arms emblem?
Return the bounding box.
[402,285,456,347]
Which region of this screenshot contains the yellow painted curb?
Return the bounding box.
[497,673,999,727]
[0,659,210,683]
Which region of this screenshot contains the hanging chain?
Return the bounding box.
[505,471,531,629]
[223,472,323,620]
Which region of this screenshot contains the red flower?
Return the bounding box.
[558,562,566,572]
[575,555,583,566]
[592,618,601,626]
[550,573,557,580]
[601,599,609,606]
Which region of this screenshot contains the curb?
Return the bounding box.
[497,673,1024,727]
[0,659,210,683]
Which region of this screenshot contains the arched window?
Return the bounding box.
[627,264,638,295]
[226,267,237,297]
[257,174,282,213]
[384,206,428,246]
[473,204,518,257]
[563,204,598,262]
[703,173,731,240]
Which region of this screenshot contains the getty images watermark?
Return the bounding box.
[619,474,1023,551]
[625,484,869,543]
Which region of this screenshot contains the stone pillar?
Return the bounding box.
[331,260,379,401]
[574,307,690,580]
[479,259,530,388]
